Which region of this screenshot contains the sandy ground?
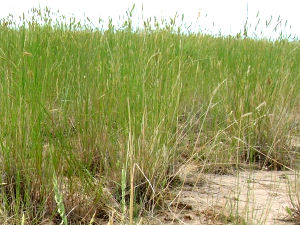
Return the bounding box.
[150,165,299,225]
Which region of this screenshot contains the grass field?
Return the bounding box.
[0,8,299,224]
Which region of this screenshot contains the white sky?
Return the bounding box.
[0,0,299,40]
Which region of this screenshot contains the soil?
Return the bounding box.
[149,164,299,225]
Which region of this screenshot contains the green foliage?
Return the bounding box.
[53,173,67,225]
[0,7,299,224]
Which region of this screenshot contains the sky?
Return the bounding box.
[0,0,299,40]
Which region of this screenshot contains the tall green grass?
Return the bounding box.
[0,8,299,224]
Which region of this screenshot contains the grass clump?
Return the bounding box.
[0,7,299,224]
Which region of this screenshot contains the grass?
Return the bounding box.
[0,7,299,224]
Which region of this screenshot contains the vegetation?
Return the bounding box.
[0,8,299,224]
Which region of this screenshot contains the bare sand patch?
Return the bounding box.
[151,165,298,225]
